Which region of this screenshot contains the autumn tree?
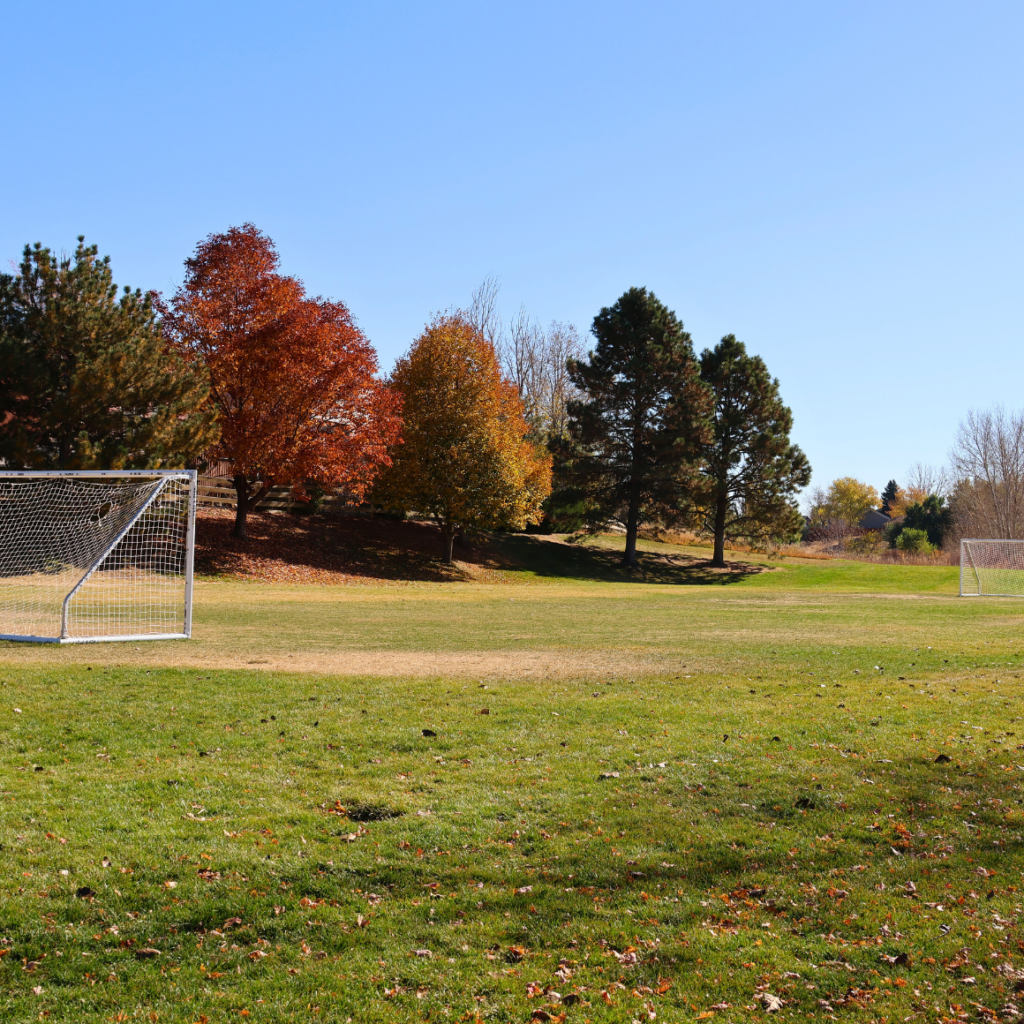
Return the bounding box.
[161,224,401,538]
[0,237,217,469]
[808,477,878,530]
[565,287,711,567]
[375,312,551,562]
[694,335,810,567]
[886,463,949,518]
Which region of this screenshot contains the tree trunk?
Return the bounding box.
[232,475,250,539]
[441,523,456,563]
[232,474,269,540]
[622,482,640,567]
[711,482,728,568]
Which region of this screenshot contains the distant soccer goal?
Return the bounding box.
[960,539,1024,597]
[0,471,197,643]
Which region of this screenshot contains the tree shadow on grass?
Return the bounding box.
[194,510,773,586]
[494,533,771,585]
[194,510,509,584]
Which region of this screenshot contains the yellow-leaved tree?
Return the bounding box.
[376,312,552,562]
[886,485,928,519]
[809,476,878,529]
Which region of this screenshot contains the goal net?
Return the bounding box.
[0,471,196,643]
[960,539,1024,597]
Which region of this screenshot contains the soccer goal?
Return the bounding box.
[0,470,197,643]
[960,539,1024,597]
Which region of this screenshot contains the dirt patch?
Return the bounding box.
[0,644,688,680]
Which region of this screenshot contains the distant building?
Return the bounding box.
[857,508,892,531]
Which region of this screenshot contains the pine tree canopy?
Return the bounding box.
[695,334,810,566]
[0,238,218,469]
[565,287,711,566]
[881,479,899,513]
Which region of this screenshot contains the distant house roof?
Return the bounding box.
[858,508,892,530]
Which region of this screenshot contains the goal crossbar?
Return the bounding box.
[0,470,197,643]
[960,538,1024,597]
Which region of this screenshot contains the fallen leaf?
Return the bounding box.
[881,952,911,966]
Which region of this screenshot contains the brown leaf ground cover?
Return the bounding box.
[194,509,775,588]
[194,508,515,585]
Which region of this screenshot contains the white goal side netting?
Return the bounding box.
[0,471,196,643]
[960,539,1024,597]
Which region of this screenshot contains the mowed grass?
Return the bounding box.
[2,537,1024,1022]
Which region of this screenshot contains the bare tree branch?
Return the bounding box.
[949,407,1024,539]
[469,275,502,350]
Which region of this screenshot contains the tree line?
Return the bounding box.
[807,412,1024,558]
[0,226,810,566]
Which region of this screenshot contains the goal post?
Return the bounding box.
[0,470,197,643]
[960,538,1024,597]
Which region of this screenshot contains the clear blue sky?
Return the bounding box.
[3,1,1021,497]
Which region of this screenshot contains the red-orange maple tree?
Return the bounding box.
[161,224,401,538]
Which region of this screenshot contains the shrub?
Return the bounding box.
[896,527,935,555]
[850,530,886,555]
[883,520,904,548]
[903,494,951,548]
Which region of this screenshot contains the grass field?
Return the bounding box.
[2,535,1024,1022]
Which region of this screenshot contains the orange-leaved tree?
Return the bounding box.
[376,312,551,562]
[161,224,401,538]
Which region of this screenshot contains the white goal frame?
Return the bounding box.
[0,470,197,643]
[960,538,1024,597]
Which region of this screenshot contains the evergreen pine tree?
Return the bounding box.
[0,238,217,469]
[565,287,710,567]
[881,479,899,514]
[695,335,810,566]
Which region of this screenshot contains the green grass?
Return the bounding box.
[2,536,1024,1022]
